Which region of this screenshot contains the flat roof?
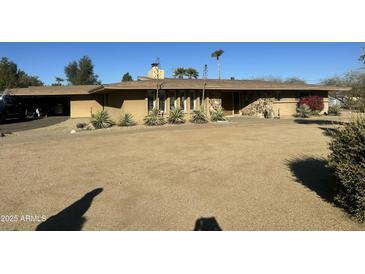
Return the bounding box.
[94,79,351,92]
[6,79,350,96]
[7,85,102,96]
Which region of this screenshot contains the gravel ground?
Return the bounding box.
[0,115,364,231]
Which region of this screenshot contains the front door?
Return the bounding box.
[221,92,240,115]
[221,92,233,116]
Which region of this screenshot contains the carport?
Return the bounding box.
[7,85,102,117]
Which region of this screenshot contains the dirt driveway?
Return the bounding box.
[0,116,363,230]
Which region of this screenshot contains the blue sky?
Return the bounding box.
[0,42,364,85]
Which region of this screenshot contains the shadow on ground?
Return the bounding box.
[0,116,68,133]
[194,217,222,231]
[318,126,340,137]
[36,188,103,231]
[294,119,344,125]
[287,157,333,203]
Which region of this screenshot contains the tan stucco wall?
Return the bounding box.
[272,91,329,117]
[70,90,330,121]
[104,90,147,123]
[70,95,103,118]
[272,100,298,117]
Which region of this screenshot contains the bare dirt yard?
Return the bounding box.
[1,114,364,230]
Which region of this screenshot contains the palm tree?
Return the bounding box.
[173,67,186,79]
[211,49,224,80]
[185,68,199,79]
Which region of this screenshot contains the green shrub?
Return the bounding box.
[191,108,208,124]
[167,107,185,124]
[296,104,311,118]
[143,108,166,126]
[90,110,115,129]
[328,104,342,116]
[119,113,137,127]
[211,106,226,122]
[328,116,365,221]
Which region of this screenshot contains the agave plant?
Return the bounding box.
[210,106,226,122]
[191,108,208,124]
[296,104,311,118]
[167,107,185,124]
[143,108,166,126]
[90,110,115,129]
[119,113,137,126]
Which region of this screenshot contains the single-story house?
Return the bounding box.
[7,77,350,123]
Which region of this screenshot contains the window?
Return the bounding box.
[159,91,166,112]
[196,91,202,108]
[189,91,195,110]
[147,90,155,111]
[275,91,281,101]
[170,93,176,110]
[178,91,185,111]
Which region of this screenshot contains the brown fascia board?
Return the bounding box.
[93,86,351,92]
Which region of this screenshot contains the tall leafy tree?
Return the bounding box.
[0,57,18,90]
[64,61,78,84]
[185,68,199,79]
[16,71,43,87]
[0,57,43,91]
[211,49,224,80]
[173,67,186,79]
[64,56,100,85]
[122,72,133,82]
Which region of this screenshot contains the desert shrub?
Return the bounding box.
[191,108,208,124]
[328,116,365,221]
[90,110,115,129]
[167,107,185,124]
[299,96,324,112]
[76,122,87,129]
[119,113,137,127]
[211,106,226,122]
[144,108,166,126]
[296,104,311,118]
[329,104,342,116]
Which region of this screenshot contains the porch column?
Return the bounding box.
[166,93,171,114]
